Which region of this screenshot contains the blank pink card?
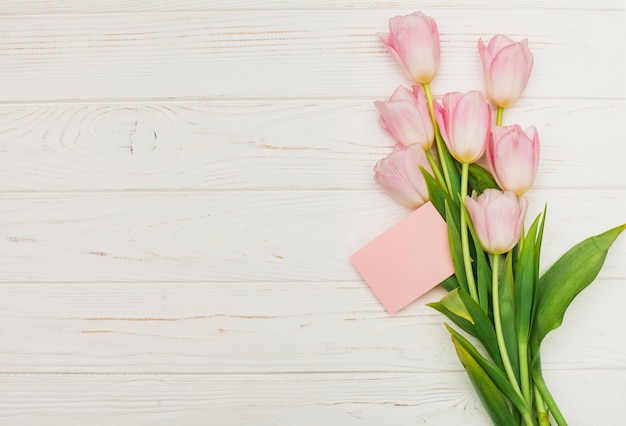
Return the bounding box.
[350,202,454,314]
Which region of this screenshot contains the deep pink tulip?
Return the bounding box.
[465,189,528,254]
[478,35,534,108]
[435,91,492,163]
[488,125,540,196]
[374,145,433,209]
[378,12,440,84]
[375,85,434,149]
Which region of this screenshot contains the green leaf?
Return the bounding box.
[468,163,500,195]
[429,288,502,367]
[514,213,542,344]
[534,205,547,282]
[436,131,462,198]
[532,224,626,348]
[427,289,471,326]
[440,274,460,291]
[421,166,459,229]
[529,206,547,342]
[447,325,536,425]
[499,252,520,383]
[474,244,491,314]
[428,289,475,338]
[447,326,520,426]
[445,201,468,294]
[462,202,491,313]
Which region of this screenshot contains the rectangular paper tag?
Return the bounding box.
[350,202,454,314]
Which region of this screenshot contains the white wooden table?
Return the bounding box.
[0,1,624,424]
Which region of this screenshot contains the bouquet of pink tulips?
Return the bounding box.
[373,12,624,425]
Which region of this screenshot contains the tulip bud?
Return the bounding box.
[435,91,492,163]
[478,35,534,108]
[374,145,433,209]
[488,125,540,196]
[374,85,435,150]
[378,12,440,84]
[465,189,528,254]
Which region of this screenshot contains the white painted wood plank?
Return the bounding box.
[0,190,623,283]
[0,370,622,425]
[0,372,489,426]
[0,10,623,101]
[1,0,623,14]
[0,279,622,374]
[0,100,623,191]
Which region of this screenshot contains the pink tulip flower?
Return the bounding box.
[375,85,435,149]
[488,125,540,196]
[478,35,534,108]
[378,12,440,84]
[435,91,492,163]
[465,189,528,254]
[374,145,433,209]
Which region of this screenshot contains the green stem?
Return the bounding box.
[534,369,568,425]
[425,150,447,191]
[423,83,453,197]
[518,224,525,262]
[519,339,532,407]
[534,386,550,426]
[492,254,524,397]
[496,106,504,126]
[460,162,478,302]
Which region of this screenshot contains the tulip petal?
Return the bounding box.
[439,91,491,163]
[375,86,434,149]
[487,34,516,56]
[479,35,533,108]
[489,42,533,108]
[373,145,432,209]
[379,13,440,84]
[489,125,539,195]
[466,189,526,254]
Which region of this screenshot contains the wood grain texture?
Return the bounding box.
[0,190,623,283]
[1,0,623,14]
[0,100,623,191]
[0,372,491,426]
[0,371,622,426]
[0,10,624,102]
[0,280,623,374]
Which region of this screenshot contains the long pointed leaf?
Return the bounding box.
[447,325,536,425]
[532,206,547,320]
[462,202,491,313]
[532,224,626,348]
[499,252,520,383]
[421,166,460,229]
[428,289,476,337]
[455,288,502,367]
[445,201,468,294]
[436,131,461,198]
[515,213,542,344]
[429,288,502,368]
[447,326,520,426]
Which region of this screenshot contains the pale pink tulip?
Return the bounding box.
[435,91,492,163]
[478,35,534,108]
[375,85,434,149]
[488,125,540,196]
[465,189,528,254]
[378,12,440,84]
[374,145,433,209]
